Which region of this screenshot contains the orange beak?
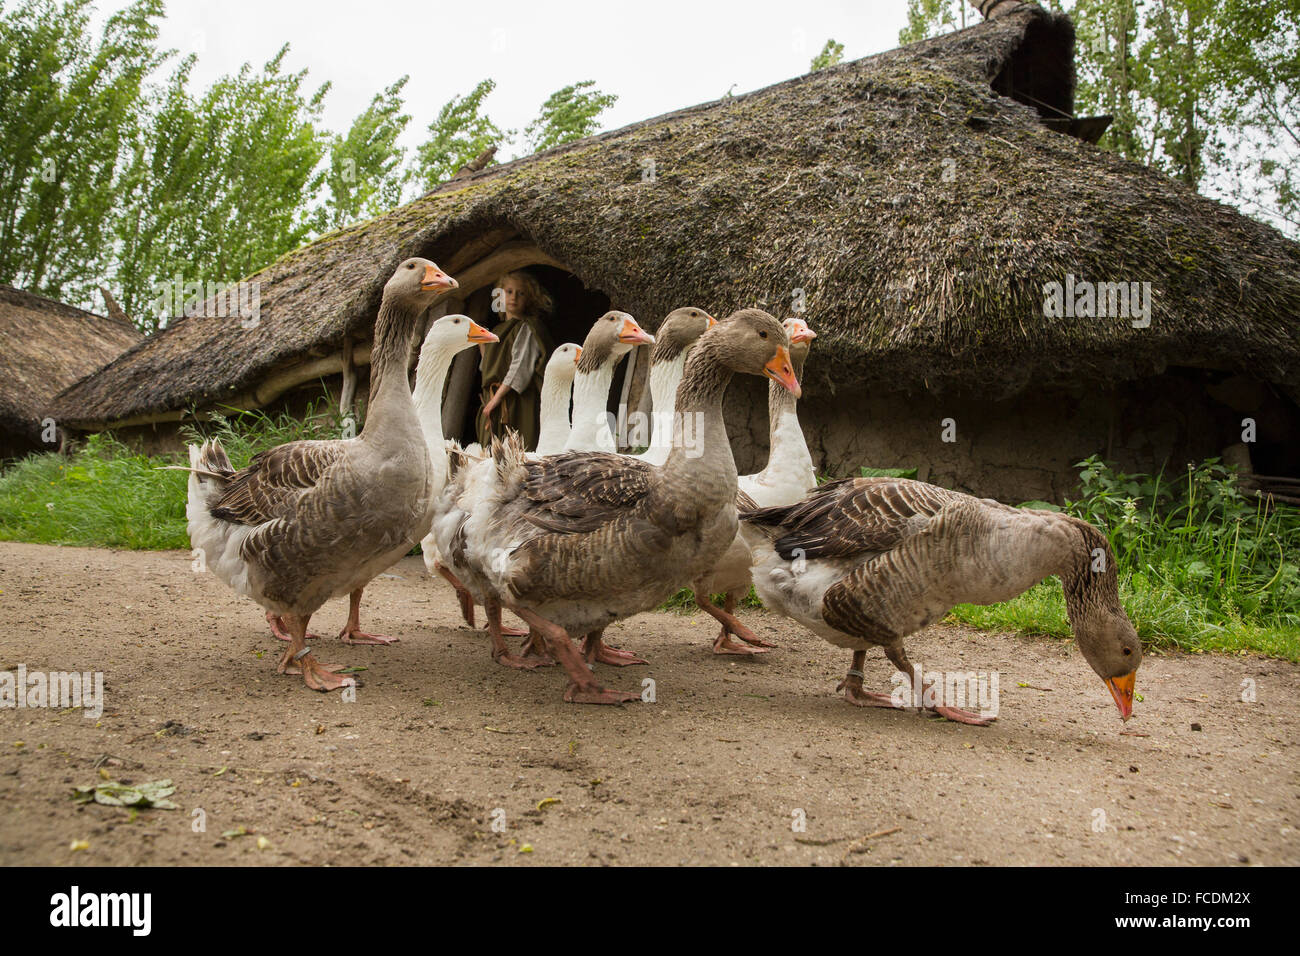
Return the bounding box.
[787,319,817,343]
[1105,671,1137,721]
[706,314,718,328]
[763,345,801,397]
[619,317,655,346]
[573,346,582,364]
[467,320,498,344]
[421,264,458,292]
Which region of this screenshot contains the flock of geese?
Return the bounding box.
[183,258,1141,725]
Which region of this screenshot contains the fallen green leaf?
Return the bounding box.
[72,778,178,810]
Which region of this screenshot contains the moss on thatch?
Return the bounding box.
[52,4,1300,429]
[0,286,141,446]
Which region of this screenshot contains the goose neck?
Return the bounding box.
[566,362,617,450]
[412,338,461,451]
[363,299,424,436]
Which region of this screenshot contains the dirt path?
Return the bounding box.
[0,541,1295,866]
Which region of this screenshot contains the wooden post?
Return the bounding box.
[339,335,356,418]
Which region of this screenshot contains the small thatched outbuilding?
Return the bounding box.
[0,286,142,461]
[51,2,1300,500]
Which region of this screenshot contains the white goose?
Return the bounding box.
[632,307,717,466]
[564,311,655,452]
[532,343,583,457]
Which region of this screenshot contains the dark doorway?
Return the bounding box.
[446,265,613,448]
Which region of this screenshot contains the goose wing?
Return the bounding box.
[520,451,655,534]
[745,477,962,560]
[209,440,348,525]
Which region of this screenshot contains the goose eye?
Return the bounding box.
[407,263,414,269]
[1123,647,1132,655]
[759,330,768,339]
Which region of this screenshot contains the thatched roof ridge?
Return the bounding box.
[0,285,142,443]
[52,3,1300,428]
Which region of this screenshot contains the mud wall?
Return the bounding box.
[723,370,1254,503]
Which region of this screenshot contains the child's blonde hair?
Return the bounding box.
[495,270,553,317]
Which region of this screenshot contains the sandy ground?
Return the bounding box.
[0,540,1296,867]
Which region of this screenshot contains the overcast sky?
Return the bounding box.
[91,0,913,161]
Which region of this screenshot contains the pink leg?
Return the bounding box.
[435,562,477,629]
[695,586,775,655]
[337,587,398,645]
[266,611,320,643]
[509,607,640,705]
[486,598,554,670]
[276,612,356,692]
[582,629,647,667]
[837,650,903,708]
[436,562,526,636]
[518,629,557,666]
[883,646,995,727]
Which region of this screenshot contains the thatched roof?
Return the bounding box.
[53,2,1300,429]
[0,286,141,444]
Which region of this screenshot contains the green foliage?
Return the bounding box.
[900,0,1299,237]
[413,78,509,191]
[810,38,845,72]
[898,0,967,45]
[0,0,166,306]
[0,398,349,550]
[1201,0,1300,233]
[113,44,329,329]
[523,80,616,153]
[659,586,761,613]
[0,432,189,549]
[950,456,1300,660]
[316,76,411,231]
[860,466,919,479]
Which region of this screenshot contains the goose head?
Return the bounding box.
[545,342,583,384]
[1061,520,1142,720]
[420,313,498,363]
[577,311,654,374]
[651,307,716,363]
[703,308,801,396]
[386,257,458,305]
[1074,607,1142,721]
[784,317,816,366]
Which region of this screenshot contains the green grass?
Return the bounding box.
[0,401,351,551]
[948,456,1300,662]
[3,428,1297,661]
[660,585,762,612]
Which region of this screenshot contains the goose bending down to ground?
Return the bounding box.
[433,309,801,703]
[692,316,817,654]
[740,478,1142,724]
[564,311,655,452]
[532,343,583,457]
[185,258,459,690]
